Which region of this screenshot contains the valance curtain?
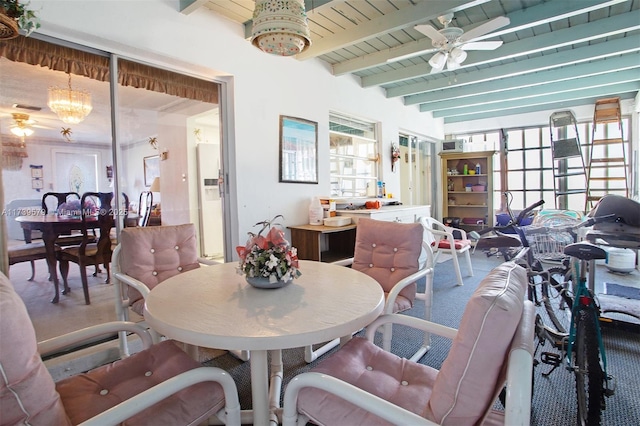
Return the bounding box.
[0,36,218,103]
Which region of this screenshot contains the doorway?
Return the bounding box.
[399,134,437,210]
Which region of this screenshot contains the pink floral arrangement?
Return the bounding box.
[236,215,301,283]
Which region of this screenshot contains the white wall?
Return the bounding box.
[31,0,442,251]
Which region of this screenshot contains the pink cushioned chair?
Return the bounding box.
[283,262,534,426]
[420,216,474,286]
[112,223,248,361]
[0,271,241,426]
[305,218,434,364]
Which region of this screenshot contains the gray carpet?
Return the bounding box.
[204,253,640,425]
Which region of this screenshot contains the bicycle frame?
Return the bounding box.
[566,257,609,375]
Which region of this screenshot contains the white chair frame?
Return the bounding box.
[112,244,249,361]
[37,321,241,426]
[284,302,535,426]
[304,241,434,363]
[420,216,474,286]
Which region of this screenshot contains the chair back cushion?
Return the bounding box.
[0,273,71,425]
[120,224,200,307]
[352,218,423,306]
[425,262,527,425]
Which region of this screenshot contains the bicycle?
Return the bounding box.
[474,194,616,426]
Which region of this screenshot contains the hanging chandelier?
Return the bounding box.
[47,73,93,124]
[250,0,312,56]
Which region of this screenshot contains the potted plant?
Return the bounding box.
[0,0,40,39]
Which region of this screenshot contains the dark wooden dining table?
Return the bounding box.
[15,214,102,303]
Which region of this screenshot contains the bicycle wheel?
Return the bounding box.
[542,267,573,334]
[573,307,604,426]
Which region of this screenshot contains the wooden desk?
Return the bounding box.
[144,260,383,426]
[288,224,356,263]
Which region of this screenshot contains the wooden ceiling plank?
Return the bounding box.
[296,0,490,59]
[364,10,640,88]
[405,54,640,106]
[421,69,640,113]
[387,36,640,98]
[336,0,628,75]
[431,81,640,118]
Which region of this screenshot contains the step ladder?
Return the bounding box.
[549,110,588,211]
[586,97,628,210]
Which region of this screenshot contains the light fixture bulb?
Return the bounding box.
[429,51,447,69]
[449,47,467,63]
[10,125,34,137]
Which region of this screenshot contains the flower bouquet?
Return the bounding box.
[236,215,301,288]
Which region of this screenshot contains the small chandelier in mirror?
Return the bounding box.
[251,0,312,56]
[48,73,93,124]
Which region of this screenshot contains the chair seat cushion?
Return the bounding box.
[435,239,471,250]
[0,273,70,426]
[386,292,413,313]
[56,340,225,426]
[298,337,437,425]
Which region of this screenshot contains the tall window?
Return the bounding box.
[329,113,379,197]
[449,117,631,213]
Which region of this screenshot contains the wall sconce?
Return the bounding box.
[160,150,168,161]
[106,165,113,181]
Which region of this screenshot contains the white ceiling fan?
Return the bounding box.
[414,13,510,73]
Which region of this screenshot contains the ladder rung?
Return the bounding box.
[587,196,603,202]
[590,158,625,163]
[556,189,587,196]
[589,177,628,181]
[555,171,587,178]
[592,138,623,145]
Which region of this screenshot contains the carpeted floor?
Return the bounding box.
[10,250,640,424]
[204,253,640,425]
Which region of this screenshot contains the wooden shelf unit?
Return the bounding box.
[288,224,357,263]
[440,151,496,231]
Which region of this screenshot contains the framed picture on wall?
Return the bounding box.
[144,155,160,187]
[279,115,318,184]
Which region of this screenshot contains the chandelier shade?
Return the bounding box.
[48,73,93,124]
[251,0,312,56]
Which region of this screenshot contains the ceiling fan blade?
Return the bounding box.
[460,41,503,51]
[459,16,510,42]
[414,24,447,44]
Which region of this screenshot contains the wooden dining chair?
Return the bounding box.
[57,192,114,304]
[41,191,100,251]
[138,190,153,227]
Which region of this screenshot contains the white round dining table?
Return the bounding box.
[144,260,384,426]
